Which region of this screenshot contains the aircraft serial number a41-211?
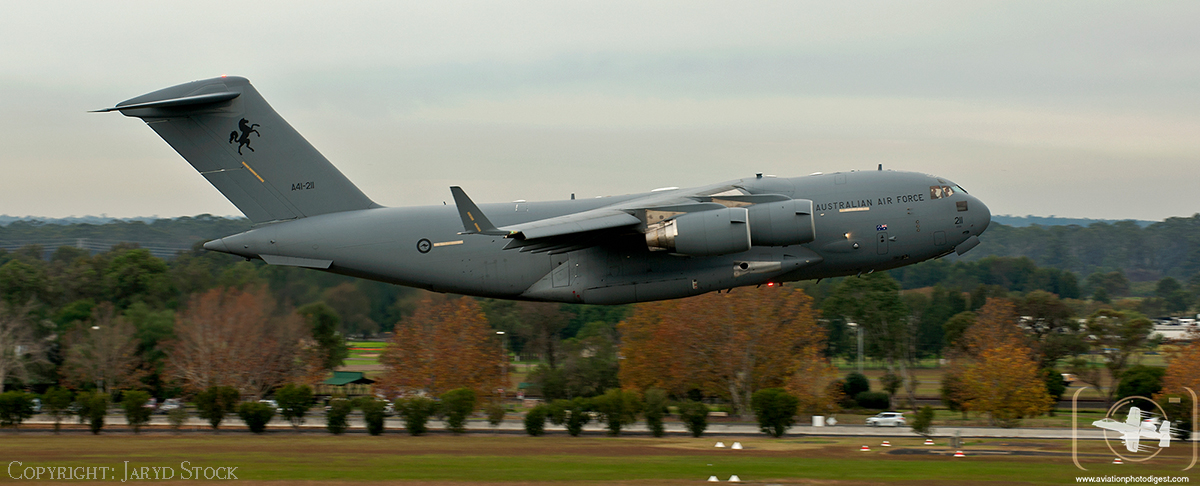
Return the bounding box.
[96,76,991,305]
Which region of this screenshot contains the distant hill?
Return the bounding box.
[992,215,1156,228]
[0,214,250,259]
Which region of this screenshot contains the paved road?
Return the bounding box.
[22,415,1126,440]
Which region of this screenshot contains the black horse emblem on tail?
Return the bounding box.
[228,118,260,155]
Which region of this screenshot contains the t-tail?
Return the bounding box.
[94,76,379,224]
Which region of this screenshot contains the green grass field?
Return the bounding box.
[1,433,1193,484]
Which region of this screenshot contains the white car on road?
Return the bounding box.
[865,412,907,427]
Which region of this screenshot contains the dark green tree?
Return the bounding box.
[1069,309,1154,405]
[1116,365,1166,400]
[843,372,870,399]
[237,401,275,434]
[398,396,438,436]
[1017,291,1086,368]
[642,388,669,438]
[751,388,799,438]
[354,397,386,435]
[275,384,315,430]
[121,390,153,434]
[77,390,109,435]
[297,303,349,371]
[326,399,352,435]
[547,397,593,436]
[42,386,74,434]
[0,391,36,430]
[591,388,641,436]
[194,385,240,431]
[441,388,477,434]
[910,405,935,438]
[523,404,548,436]
[677,400,709,437]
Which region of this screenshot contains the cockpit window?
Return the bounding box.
[953,184,967,194]
[930,186,943,199]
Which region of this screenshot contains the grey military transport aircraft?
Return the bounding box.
[95,76,991,305]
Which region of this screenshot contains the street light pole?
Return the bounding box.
[496,331,507,398]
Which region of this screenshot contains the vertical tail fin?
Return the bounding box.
[99,76,378,223]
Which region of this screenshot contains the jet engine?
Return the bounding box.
[746,198,816,246]
[645,207,751,256]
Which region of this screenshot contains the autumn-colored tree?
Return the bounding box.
[957,344,1054,427]
[784,344,842,415]
[164,286,309,399]
[376,296,504,397]
[944,298,1052,426]
[59,303,145,393]
[618,287,829,418]
[1159,329,1200,396]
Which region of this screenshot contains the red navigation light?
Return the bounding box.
[767,282,775,287]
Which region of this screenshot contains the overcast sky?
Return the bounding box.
[1,1,1197,221]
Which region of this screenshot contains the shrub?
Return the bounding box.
[485,401,506,427]
[855,391,890,410]
[643,388,668,438]
[275,384,315,430]
[121,390,153,434]
[441,388,477,434]
[77,391,109,435]
[751,388,799,438]
[548,397,592,437]
[238,401,275,434]
[398,396,438,436]
[677,400,709,437]
[42,387,74,434]
[591,389,641,436]
[355,397,386,436]
[195,386,240,431]
[523,404,548,436]
[843,372,870,399]
[0,391,36,430]
[167,407,189,433]
[910,405,935,438]
[326,399,352,435]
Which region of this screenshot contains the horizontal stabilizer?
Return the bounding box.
[90,91,240,113]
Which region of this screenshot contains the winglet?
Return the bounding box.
[450,186,505,235]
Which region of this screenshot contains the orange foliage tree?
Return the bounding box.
[164,286,311,399]
[376,296,504,398]
[945,298,1052,426]
[618,286,832,418]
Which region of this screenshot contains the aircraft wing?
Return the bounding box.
[499,210,642,240]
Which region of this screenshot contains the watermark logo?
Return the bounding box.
[1073,387,1197,471]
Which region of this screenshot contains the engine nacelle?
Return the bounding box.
[645,207,751,256]
[746,199,816,246]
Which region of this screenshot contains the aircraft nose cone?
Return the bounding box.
[977,197,991,234]
[203,238,230,253]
